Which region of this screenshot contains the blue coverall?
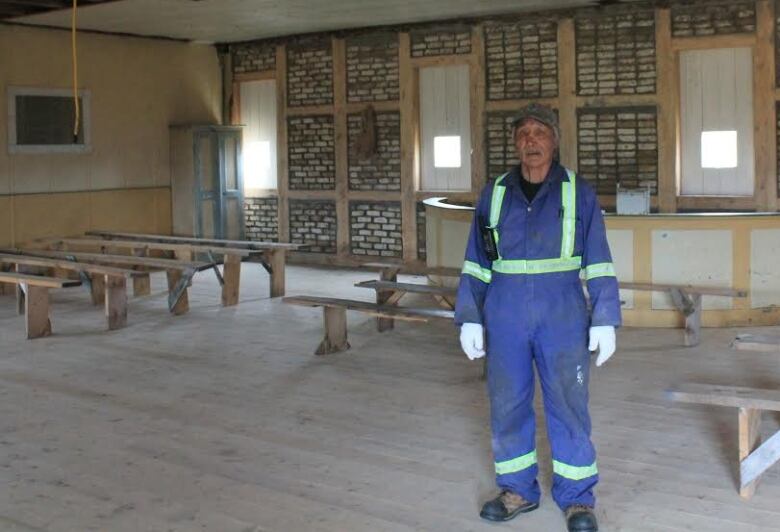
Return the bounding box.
[455,161,621,510]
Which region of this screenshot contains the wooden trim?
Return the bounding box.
[575,95,659,108]
[486,98,558,111]
[344,101,400,113]
[415,190,475,203]
[558,18,577,169]
[753,0,777,211]
[671,33,757,52]
[470,23,487,193]
[333,37,350,258]
[347,190,404,201]
[656,8,678,212]
[409,55,472,68]
[399,32,420,262]
[233,70,276,81]
[276,44,290,243]
[287,190,337,200]
[676,195,756,211]
[244,188,279,199]
[286,104,335,116]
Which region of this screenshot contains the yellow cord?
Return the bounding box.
[72,0,80,142]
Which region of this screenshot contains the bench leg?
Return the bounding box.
[684,294,702,347]
[166,269,190,315]
[739,407,762,499]
[268,249,286,298]
[105,275,128,331]
[133,274,151,297]
[221,253,241,307]
[16,285,25,315]
[316,307,350,355]
[25,285,52,339]
[90,273,106,306]
[377,269,397,332]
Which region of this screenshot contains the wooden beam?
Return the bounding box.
[233,70,276,82]
[15,249,207,271]
[619,281,746,298]
[753,0,777,211]
[86,231,300,250]
[409,55,471,68]
[333,37,350,259]
[656,8,678,213]
[675,196,756,211]
[575,95,659,108]
[344,101,400,113]
[557,18,577,169]
[0,272,78,289]
[671,33,757,51]
[485,98,558,112]
[469,23,487,193]
[283,295,454,321]
[276,44,290,244]
[285,105,335,116]
[399,32,420,263]
[53,238,253,257]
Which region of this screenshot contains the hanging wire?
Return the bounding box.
[72,0,80,142]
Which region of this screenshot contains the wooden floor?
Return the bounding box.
[0,265,778,532]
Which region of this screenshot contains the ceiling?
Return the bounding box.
[3,0,640,44]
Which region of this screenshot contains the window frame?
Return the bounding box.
[7,86,92,155]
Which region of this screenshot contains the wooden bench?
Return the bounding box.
[0,253,143,330]
[11,249,208,316]
[668,383,780,499]
[283,295,454,354]
[0,272,81,339]
[361,262,461,332]
[731,334,780,352]
[85,231,304,298]
[619,282,747,346]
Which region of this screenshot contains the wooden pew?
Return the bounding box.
[12,249,207,315]
[355,280,456,310]
[0,253,141,330]
[668,383,780,500]
[283,295,454,354]
[619,282,747,346]
[0,272,80,338]
[85,231,302,298]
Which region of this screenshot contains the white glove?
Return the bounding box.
[460,323,485,360]
[589,325,616,367]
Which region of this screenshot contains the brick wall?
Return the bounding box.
[346,33,400,102]
[289,200,337,254]
[350,201,403,258]
[486,111,520,178]
[287,38,333,106]
[288,115,335,190]
[577,107,658,195]
[671,1,755,37]
[417,202,427,261]
[484,20,558,100]
[575,11,656,96]
[410,25,471,57]
[232,42,276,73]
[244,198,279,242]
[347,111,401,191]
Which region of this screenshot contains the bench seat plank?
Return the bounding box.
[668,383,780,412]
[355,280,457,296]
[86,230,301,250]
[283,296,454,322]
[0,272,80,289]
[731,334,780,352]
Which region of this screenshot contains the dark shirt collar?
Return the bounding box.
[504,160,567,188]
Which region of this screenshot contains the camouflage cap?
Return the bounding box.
[511,103,559,143]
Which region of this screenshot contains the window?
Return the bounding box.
[239,79,277,190]
[8,87,91,154]
[419,65,471,191]
[679,48,753,196]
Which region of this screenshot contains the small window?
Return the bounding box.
[701,130,737,169]
[433,136,461,168]
[244,140,272,188]
[8,87,91,154]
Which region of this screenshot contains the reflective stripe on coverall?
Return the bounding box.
[454,162,621,509]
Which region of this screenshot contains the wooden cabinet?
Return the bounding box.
[170,125,245,239]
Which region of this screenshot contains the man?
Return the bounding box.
[455,103,620,532]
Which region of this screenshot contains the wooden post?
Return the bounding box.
[221,253,242,306]
[276,44,290,244]
[399,32,420,263]
[739,407,761,499]
[656,8,678,213]
[557,18,578,169]
[470,23,487,197]
[333,37,351,260]
[268,249,286,298]
[105,275,128,330]
[90,273,106,306]
[25,285,52,339]
[376,267,398,332]
[753,0,777,211]
[315,306,350,354]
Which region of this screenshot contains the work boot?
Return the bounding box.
[479,490,539,522]
[565,505,598,531]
